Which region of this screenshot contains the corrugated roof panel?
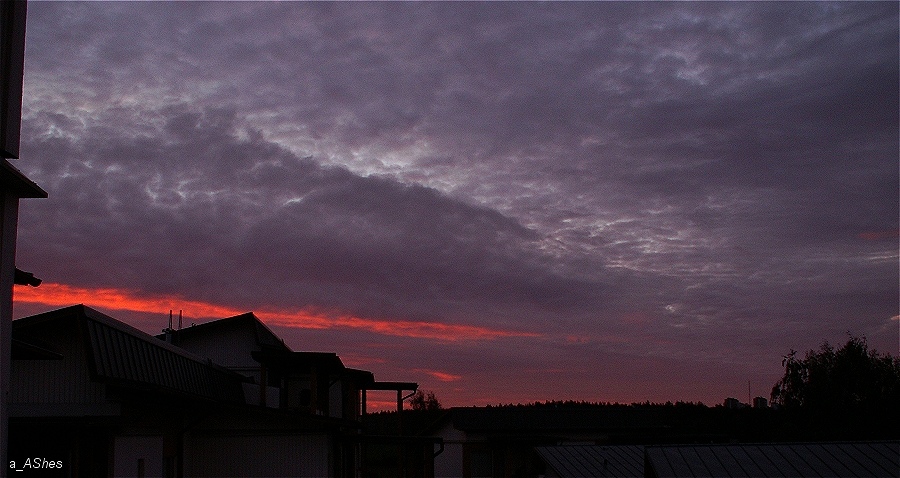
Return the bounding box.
[647,443,900,478]
[556,446,590,476]
[693,445,730,477]
[666,447,698,478]
[124,334,140,381]
[769,444,835,477]
[547,442,899,478]
[132,340,146,383]
[111,328,124,377]
[85,318,243,404]
[645,447,670,477]
[724,445,773,478]
[848,442,892,476]
[837,443,879,476]
[854,442,900,476]
[536,445,644,478]
[545,446,588,476]
[809,443,857,477]
[148,343,161,384]
[749,444,793,478]
[574,446,606,477]
[607,446,644,477]
[100,324,114,376]
[683,445,715,476]
[86,321,103,376]
[142,340,156,384]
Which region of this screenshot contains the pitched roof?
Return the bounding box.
[536,445,644,478]
[644,442,900,478]
[14,305,246,404]
[158,311,291,353]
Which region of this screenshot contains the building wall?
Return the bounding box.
[185,433,331,478]
[242,382,281,408]
[113,435,165,478]
[329,379,343,418]
[433,423,466,478]
[174,325,263,371]
[10,321,106,408]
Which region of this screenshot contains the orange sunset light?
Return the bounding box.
[14,282,539,342]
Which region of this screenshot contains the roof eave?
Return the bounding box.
[1,159,46,198]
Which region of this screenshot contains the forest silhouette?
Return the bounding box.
[369,335,900,442]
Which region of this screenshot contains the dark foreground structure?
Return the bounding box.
[10,305,435,477]
[10,307,900,477]
[1,1,47,473]
[537,442,899,478]
[424,406,898,477]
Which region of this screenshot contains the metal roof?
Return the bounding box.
[645,442,900,478]
[85,316,245,404]
[536,445,644,478]
[14,305,246,404]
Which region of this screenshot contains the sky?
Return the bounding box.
[10,1,899,408]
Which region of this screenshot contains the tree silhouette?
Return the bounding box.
[770,335,900,439]
[408,390,442,411]
[771,335,900,411]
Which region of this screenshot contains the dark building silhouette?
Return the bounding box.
[10,305,431,477]
[1,1,46,473]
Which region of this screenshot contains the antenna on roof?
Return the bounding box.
[178,310,183,330]
[164,310,175,343]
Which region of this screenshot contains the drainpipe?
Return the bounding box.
[398,389,416,436]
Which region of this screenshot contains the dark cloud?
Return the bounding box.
[14,1,898,404]
[18,105,601,330]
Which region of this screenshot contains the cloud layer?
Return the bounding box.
[13,1,898,405]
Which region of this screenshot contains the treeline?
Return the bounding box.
[366,335,899,441]
[483,400,709,409]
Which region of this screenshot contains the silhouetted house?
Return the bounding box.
[10,305,246,476]
[10,305,414,477]
[158,311,378,421]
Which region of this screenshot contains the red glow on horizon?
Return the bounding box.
[364,399,401,412]
[14,282,538,342]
